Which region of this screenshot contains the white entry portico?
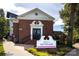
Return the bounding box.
[30,21,43,40]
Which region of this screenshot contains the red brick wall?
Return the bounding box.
[18,20,33,43]
[42,20,53,36]
[13,19,54,43]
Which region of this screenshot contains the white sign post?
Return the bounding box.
[36,36,56,48]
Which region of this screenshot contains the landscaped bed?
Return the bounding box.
[0,41,5,56]
[26,48,50,56]
[26,47,72,56]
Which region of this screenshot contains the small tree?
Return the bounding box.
[0,17,8,39]
[59,4,77,47]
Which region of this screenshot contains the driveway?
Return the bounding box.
[65,43,79,56]
[3,39,33,56]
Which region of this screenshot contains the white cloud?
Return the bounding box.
[0,0,64,26]
[7,6,27,15]
[54,18,64,25]
[0,0,30,15]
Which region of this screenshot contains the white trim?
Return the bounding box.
[18,17,53,20]
[18,8,55,20]
[30,21,43,40]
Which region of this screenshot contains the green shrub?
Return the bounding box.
[27,48,37,54]
[0,51,5,56]
[35,51,49,56]
[27,48,49,56]
[0,42,5,56]
[59,48,68,52]
[56,47,71,55]
[57,51,65,55]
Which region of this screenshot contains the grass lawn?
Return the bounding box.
[0,41,5,56]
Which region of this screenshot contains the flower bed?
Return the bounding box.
[0,41,5,56]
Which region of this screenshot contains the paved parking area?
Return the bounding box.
[65,49,77,56]
[65,43,79,56]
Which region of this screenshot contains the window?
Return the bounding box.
[35,13,38,16]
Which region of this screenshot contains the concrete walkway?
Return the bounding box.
[3,40,33,56]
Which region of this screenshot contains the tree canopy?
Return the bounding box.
[0,17,8,39]
[59,3,79,40]
[0,9,8,39]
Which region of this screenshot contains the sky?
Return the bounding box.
[0,0,64,26]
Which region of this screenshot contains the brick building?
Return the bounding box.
[13,8,55,44]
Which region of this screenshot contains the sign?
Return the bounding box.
[36,36,56,48]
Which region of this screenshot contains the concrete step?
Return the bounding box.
[25,39,36,45]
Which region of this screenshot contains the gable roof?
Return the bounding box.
[6,12,18,18]
[18,8,55,20]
